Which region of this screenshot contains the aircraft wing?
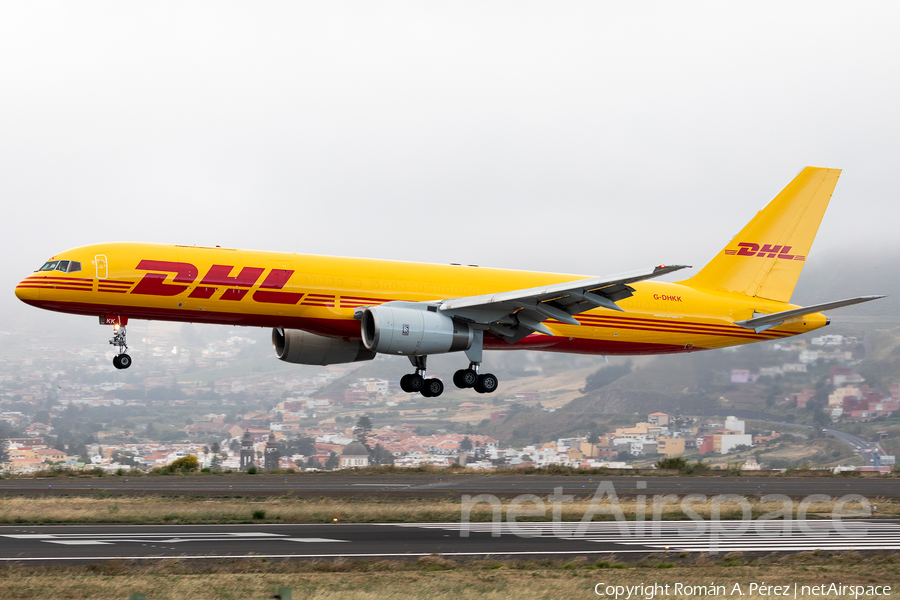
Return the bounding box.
[734,295,886,333]
[438,264,690,342]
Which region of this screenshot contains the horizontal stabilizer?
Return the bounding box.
[734,295,886,333]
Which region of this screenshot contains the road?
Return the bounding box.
[760,420,877,459]
[0,474,897,499]
[0,520,897,563]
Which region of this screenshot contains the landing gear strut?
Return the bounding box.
[460,329,498,393]
[109,324,132,370]
[400,356,444,397]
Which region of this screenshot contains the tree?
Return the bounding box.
[211,441,221,455]
[355,415,373,446]
[808,400,830,433]
[167,455,199,472]
[459,436,473,452]
[283,436,315,456]
[369,443,395,466]
[657,457,688,472]
[324,451,340,470]
[305,456,322,470]
[587,430,600,457]
[0,427,8,466]
[111,450,139,468]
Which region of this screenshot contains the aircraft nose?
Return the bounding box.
[14,277,39,303]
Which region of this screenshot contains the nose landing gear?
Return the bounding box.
[109,324,132,370]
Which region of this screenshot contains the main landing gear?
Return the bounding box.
[453,362,498,394]
[400,356,444,397]
[109,324,132,370]
[399,357,498,397]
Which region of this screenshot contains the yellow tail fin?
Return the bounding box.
[684,166,841,303]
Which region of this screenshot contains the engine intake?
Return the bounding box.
[360,304,473,355]
[272,328,375,365]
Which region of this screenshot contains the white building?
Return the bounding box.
[799,350,819,364]
[340,442,370,468]
[719,434,752,454]
[724,416,745,434]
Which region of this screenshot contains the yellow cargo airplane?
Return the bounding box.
[15,167,882,397]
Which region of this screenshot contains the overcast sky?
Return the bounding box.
[2,2,898,327]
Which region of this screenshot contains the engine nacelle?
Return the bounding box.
[272,328,375,365]
[360,304,473,355]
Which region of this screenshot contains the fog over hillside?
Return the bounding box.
[791,242,900,317]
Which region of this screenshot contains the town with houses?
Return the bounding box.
[0,325,898,475]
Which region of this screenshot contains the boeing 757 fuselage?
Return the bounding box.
[15,167,883,397]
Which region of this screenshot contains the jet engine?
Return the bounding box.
[272,328,375,365]
[360,305,473,356]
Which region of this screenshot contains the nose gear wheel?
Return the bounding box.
[109,324,132,369]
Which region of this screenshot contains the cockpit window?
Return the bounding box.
[36,260,81,273]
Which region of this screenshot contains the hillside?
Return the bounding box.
[481,354,740,445]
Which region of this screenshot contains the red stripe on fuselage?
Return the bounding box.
[16,284,91,292]
[578,320,776,342]
[17,298,709,356]
[576,315,790,339]
[24,276,93,283]
[577,314,786,336]
[16,281,94,290]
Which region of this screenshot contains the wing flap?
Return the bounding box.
[439,264,690,340]
[440,265,689,313]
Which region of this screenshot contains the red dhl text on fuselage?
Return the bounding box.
[15,242,827,355]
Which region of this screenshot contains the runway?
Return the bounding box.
[1,474,897,500]
[0,520,898,564]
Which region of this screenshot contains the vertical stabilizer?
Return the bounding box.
[684,166,841,303]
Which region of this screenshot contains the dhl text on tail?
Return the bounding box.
[15,167,884,396]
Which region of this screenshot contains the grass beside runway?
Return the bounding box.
[0,552,896,599]
[0,495,894,524]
